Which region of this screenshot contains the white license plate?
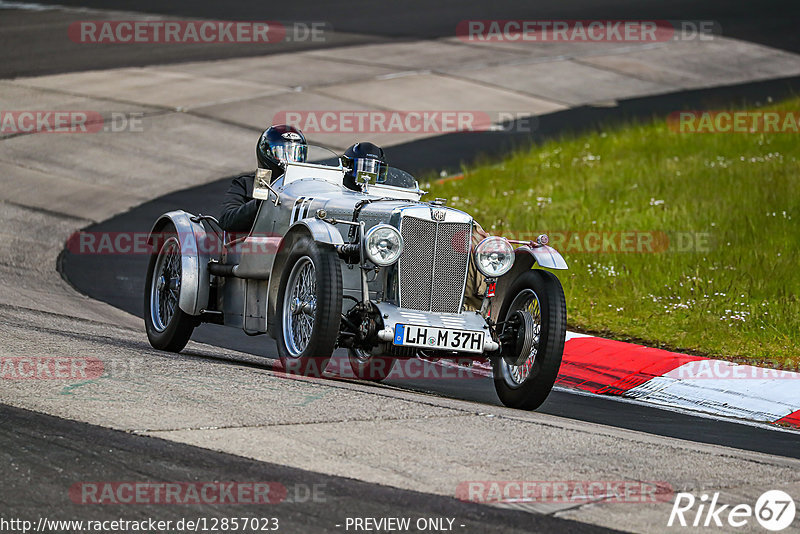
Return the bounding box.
[393,324,485,353]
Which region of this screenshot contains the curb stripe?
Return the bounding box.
[329,332,800,430]
[558,337,800,429]
[557,337,703,395]
[624,376,798,424]
[777,410,800,427]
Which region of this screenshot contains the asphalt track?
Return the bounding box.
[6,1,800,530]
[59,77,800,460]
[0,403,617,533]
[1,0,799,78]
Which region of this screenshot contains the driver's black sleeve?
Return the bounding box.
[218,174,260,233]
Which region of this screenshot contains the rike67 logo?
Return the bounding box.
[669,490,796,531]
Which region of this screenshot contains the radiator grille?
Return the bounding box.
[398,217,470,313]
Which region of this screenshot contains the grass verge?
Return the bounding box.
[426,98,799,366]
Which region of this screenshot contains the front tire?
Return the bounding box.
[492,269,566,410]
[276,236,342,377]
[144,223,196,352]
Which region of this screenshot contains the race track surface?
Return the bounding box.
[58,173,800,461]
[2,0,799,78]
[3,1,800,531]
[2,403,617,533]
[59,79,800,460]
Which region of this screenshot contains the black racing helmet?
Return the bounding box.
[341,142,388,191]
[256,125,307,171]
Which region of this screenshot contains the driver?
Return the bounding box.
[341,142,388,192]
[218,124,307,233]
[219,131,490,309]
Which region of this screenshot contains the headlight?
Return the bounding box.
[474,236,515,277]
[364,224,404,266]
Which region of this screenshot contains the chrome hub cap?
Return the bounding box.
[500,289,542,387]
[282,256,316,357]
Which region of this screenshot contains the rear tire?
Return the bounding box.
[492,269,566,410]
[348,349,396,381]
[276,236,342,377]
[144,223,196,352]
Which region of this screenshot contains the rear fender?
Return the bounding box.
[148,210,210,316]
[293,217,345,247]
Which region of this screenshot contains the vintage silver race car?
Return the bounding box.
[144,146,568,410]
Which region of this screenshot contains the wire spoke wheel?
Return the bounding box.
[500,289,542,387]
[276,236,342,377]
[492,269,566,410]
[150,237,182,333]
[283,256,316,356]
[144,223,195,353]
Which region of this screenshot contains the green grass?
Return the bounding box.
[426,98,800,366]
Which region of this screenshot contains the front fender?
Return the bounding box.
[518,244,568,270]
[265,219,344,337]
[148,210,210,316]
[488,244,567,318]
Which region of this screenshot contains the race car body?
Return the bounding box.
[144,146,568,410]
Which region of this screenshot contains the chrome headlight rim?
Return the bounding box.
[363,224,404,267]
[474,236,515,277]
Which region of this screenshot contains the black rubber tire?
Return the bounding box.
[348,349,396,381]
[276,236,342,377]
[492,269,566,410]
[144,222,196,352]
